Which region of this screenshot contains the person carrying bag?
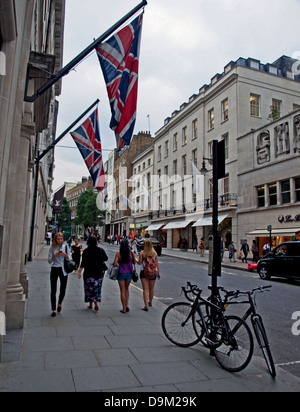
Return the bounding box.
[138,239,160,311]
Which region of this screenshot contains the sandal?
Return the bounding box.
[142,307,148,312]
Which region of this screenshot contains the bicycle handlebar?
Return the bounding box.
[225,285,272,300]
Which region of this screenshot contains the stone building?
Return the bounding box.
[107,132,154,237]
[150,55,300,250]
[130,145,154,237]
[237,109,300,256]
[0,0,65,359]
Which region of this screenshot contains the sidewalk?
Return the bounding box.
[0,246,299,392]
[161,248,252,272]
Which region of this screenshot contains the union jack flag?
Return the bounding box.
[96,13,144,150]
[70,108,106,192]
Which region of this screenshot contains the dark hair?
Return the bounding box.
[87,235,97,247]
[120,239,130,263]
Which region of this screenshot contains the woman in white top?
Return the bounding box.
[48,232,72,317]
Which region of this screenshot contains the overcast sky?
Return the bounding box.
[52,0,300,191]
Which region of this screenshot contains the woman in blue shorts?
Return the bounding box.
[113,239,138,313]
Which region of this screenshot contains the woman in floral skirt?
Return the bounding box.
[77,235,108,311]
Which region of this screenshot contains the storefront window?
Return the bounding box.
[281,180,291,204]
[296,177,300,202]
[269,183,277,206]
[257,185,265,207]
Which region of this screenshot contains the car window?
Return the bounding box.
[274,245,287,256]
[287,245,300,256]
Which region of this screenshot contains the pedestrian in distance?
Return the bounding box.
[113,239,138,313]
[228,241,237,262]
[77,235,108,312]
[48,232,72,317]
[138,239,160,312]
[199,237,205,257]
[192,235,198,253]
[241,240,250,263]
[251,239,259,262]
[71,238,83,273]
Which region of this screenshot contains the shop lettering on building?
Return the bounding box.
[256,114,300,165]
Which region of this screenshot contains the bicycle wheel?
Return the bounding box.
[252,316,276,378]
[162,302,203,347]
[213,315,254,373]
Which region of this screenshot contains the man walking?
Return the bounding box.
[241,240,250,263]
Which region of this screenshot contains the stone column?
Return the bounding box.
[19,124,35,297]
[5,124,34,329]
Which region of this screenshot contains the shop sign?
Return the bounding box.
[278,214,300,223]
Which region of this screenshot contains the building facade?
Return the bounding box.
[106,132,154,237]
[131,145,154,237]
[0,0,65,359]
[149,55,300,250]
[237,109,300,256]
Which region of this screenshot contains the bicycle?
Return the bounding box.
[222,286,276,378]
[182,283,276,378]
[162,288,254,373]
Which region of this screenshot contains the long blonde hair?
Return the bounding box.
[52,232,64,250]
[143,239,155,258]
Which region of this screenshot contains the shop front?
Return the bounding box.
[164,220,194,250]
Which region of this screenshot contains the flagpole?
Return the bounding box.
[24,0,148,102]
[28,99,100,261]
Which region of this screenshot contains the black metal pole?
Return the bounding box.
[24,0,148,102]
[209,140,221,355]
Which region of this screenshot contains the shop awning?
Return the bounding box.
[146,223,165,231]
[164,220,194,230]
[247,228,300,237]
[192,214,228,227]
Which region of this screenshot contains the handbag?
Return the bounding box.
[132,265,138,283]
[64,246,76,274]
[107,264,119,281]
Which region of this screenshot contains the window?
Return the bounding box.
[281,180,291,204]
[182,127,187,146]
[158,146,161,162]
[192,149,197,166]
[208,109,214,130]
[222,133,229,160]
[293,104,300,112]
[257,186,265,208]
[165,140,169,158]
[269,183,277,206]
[182,155,187,176]
[272,99,282,119]
[295,177,300,202]
[173,133,178,151]
[222,99,229,122]
[192,119,198,139]
[250,94,261,117]
[173,159,177,175]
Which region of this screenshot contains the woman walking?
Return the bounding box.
[113,239,138,313]
[48,232,72,317]
[77,236,108,311]
[138,239,160,312]
[71,238,83,273]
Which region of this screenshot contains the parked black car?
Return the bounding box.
[136,238,163,256]
[257,241,300,280]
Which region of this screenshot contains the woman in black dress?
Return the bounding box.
[77,236,108,311]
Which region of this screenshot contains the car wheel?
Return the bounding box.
[258,264,271,280]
